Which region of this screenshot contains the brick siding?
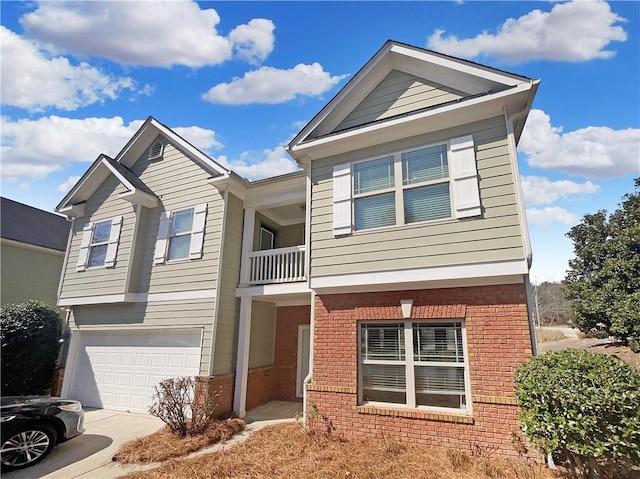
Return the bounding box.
[307,284,534,457]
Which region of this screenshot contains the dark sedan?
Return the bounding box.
[0,396,85,471]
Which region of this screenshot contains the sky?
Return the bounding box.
[1,0,639,284]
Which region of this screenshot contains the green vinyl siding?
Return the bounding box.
[0,242,64,309]
[309,116,526,278]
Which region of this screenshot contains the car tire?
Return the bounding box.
[0,424,57,471]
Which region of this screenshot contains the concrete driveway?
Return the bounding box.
[4,409,164,479]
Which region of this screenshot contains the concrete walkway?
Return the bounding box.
[4,401,302,479]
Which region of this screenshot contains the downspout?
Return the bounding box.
[303,168,314,424]
[505,104,538,356]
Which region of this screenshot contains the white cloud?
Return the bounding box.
[20,1,274,67]
[215,146,300,181]
[0,116,220,180]
[57,176,81,193]
[521,176,600,206]
[173,126,223,151]
[202,63,347,105]
[519,110,640,179]
[0,26,136,111]
[229,19,276,65]
[526,207,577,226]
[428,0,627,64]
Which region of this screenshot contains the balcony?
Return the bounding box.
[247,246,306,285]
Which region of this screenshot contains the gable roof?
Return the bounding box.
[288,40,539,163]
[1,197,69,251]
[56,117,228,216]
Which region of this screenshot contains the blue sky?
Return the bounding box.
[1,1,638,284]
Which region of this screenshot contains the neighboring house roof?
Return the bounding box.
[57,117,227,216]
[1,197,69,251]
[287,39,539,163]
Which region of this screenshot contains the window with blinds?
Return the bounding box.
[353,156,396,230]
[352,143,452,231]
[360,321,469,411]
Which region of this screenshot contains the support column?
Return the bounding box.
[239,207,255,286]
[233,296,252,417]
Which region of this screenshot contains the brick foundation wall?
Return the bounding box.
[273,305,311,400]
[307,283,534,457]
[196,373,234,417]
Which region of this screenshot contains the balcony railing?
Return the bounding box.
[248,246,306,285]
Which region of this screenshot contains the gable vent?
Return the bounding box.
[149,140,164,161]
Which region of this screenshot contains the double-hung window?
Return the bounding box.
[167,208,194,261]
[360,321,469,412]
[353,156,396,230]
[401,144,451,223]
[154,203,207,264]
[331,135,480,236]
[351,143,451,231]
[76,216,123,271]
[88,220,112,267]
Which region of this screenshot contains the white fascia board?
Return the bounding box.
[118,190,158,208]
[235,282,311,298]
[309,259,529,294]
[208,173,248,200]
[58,289,217,306]
[388,44,527,87]
[148,119,228,175]
[56,157,109,213]
[245,188,306,210]
[58,203,86,218]
[115,118,228,176]
[291,83,533,161]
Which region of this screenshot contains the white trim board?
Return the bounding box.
[310,260,527,294]
[58,289,217,306]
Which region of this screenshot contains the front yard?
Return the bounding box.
[118,422,559,479]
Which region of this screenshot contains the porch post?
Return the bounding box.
[233,295,252,417]
[239,207,255,286]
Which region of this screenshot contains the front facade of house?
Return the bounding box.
[57,41,538,456]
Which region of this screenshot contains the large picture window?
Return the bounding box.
[360,321,469,411]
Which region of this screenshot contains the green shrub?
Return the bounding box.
[1,301,63,396]
[515,350,640,477]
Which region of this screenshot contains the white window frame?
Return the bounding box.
[332,135,480,236]
[154,204,207,265]
[358,320,472,414]
[352,141,453,231]
[76,216,123,271]
[167,208,195,261]
[87,220,112,268]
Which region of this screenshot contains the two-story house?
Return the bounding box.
[56,40,538,456]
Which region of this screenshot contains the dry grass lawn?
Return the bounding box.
[119,422,562,479]
[114,418,245,464]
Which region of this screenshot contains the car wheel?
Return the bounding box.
[0,424,57,471]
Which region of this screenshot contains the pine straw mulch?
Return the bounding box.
[113,418,246,464]
[118,422,562,479]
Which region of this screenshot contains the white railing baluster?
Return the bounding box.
[246,245,306,285]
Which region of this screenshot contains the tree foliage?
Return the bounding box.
[515,350,640,478]
[563,178,640,351]
[1,301,63,396]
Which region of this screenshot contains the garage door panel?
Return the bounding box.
[69,330,202,414]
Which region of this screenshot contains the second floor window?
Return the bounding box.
[76,216,123,271]
[168,208,194,261]
[88,220,112,267]
[353,143,451,231]
[154,203,208,265]
[331,134,480,237]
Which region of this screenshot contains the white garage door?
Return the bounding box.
[69,330,202,414]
